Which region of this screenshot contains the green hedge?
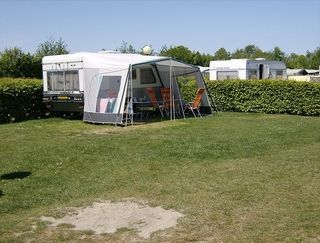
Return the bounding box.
[1,78,319,124]
[0,78,45,124]
[181,79,320,116]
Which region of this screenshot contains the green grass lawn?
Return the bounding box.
[0,112,320,242]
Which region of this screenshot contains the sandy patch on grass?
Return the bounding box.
[41,200,183,239]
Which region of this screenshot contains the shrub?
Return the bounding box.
[0,78,45,124]
[180,79,320,116]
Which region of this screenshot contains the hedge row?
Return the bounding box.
[181,79,320,116]
[0,78,45,124]
[1,78,319,124]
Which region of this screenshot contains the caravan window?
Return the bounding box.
[276,70,283,79]
[140,68,156,84]
[47,72,64,91]
[217,71,238,80]
[47,71,79,91]
[65,71,79,91]
[248,70,258,79]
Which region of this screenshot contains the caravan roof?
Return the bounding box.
[210,59,286,70]
[42,52,196,71]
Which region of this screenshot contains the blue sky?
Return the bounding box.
[0,0,319,55]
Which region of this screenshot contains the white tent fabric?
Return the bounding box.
[45,52,211,125]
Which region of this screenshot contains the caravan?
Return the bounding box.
[209,59,287,80]
[42,52,212,125]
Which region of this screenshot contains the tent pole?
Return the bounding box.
[125,72,129,126]
[172,66,176,120]
[173,68,185,120]
[130,65,134,125]
[169,59,173,120]
[201,73,219,113]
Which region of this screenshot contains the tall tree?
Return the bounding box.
[309,48,320,69]
[0,47,34,78]
[32,37,69,78]
[159,45,193,64]
[35,37,69,58]
[231,48,247,59]
[116,41,137,54]
[244,44,258,59]
[214,48,230,60]
[271,46,285,61]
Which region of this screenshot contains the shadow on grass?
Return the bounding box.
[0,171,31,180]
[0,189,3,197]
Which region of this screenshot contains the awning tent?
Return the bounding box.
[82,53,212,125]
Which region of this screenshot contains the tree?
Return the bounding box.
[230,45,270,60]
[116,41,137,54]
[201,53,214,67]
[271,46,285,61]
[213,48,230,60]
[31,37,69,78]
[35,37,69,59]
[310,47,320,69]
[0,47,34,78]
[231,48,247,59]
[159,45,193,63]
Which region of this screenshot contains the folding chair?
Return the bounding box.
[146,87,164,117]
[160,88,171,117]
[184,88,205,117]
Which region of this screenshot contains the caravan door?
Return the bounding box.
[258,64,269,79]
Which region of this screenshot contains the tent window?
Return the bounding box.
[140,68,156,84]
[47,71,79,91]
[132,69,137,80]
[96,76,121,113]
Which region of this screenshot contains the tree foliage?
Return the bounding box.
[159,45,213,66]
[116,41,138,54]
[214,48,230,60]
[0,39,319,79]
[0,48,37,78]
[0,38,68,79]
[35,37,69,59]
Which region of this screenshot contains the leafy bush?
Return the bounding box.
[181,79,320,116]
[1,78,319,125]
[0,78,45,123]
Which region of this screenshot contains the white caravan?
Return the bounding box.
[42,52,212,125]
[209,59,287,80]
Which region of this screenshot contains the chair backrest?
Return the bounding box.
[192,88,205,109]
[160,88,171,108]
[146,88,159,108]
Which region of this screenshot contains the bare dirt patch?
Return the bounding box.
[41,200,183,239]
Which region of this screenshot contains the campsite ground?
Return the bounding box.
[0,112,319,242]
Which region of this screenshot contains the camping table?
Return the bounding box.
[160,99,185,118]
[132,100,152,120]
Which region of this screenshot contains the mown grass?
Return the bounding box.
[0,112,320,242]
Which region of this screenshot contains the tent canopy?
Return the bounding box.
[70,53,212,125]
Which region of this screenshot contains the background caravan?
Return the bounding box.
[42,52,212,125]
[209,59,287,80]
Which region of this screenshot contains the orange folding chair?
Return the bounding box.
[146,87,164,117]
[160,88,172,117]
[184,88,205,117]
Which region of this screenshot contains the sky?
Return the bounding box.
[0,0,319,55]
